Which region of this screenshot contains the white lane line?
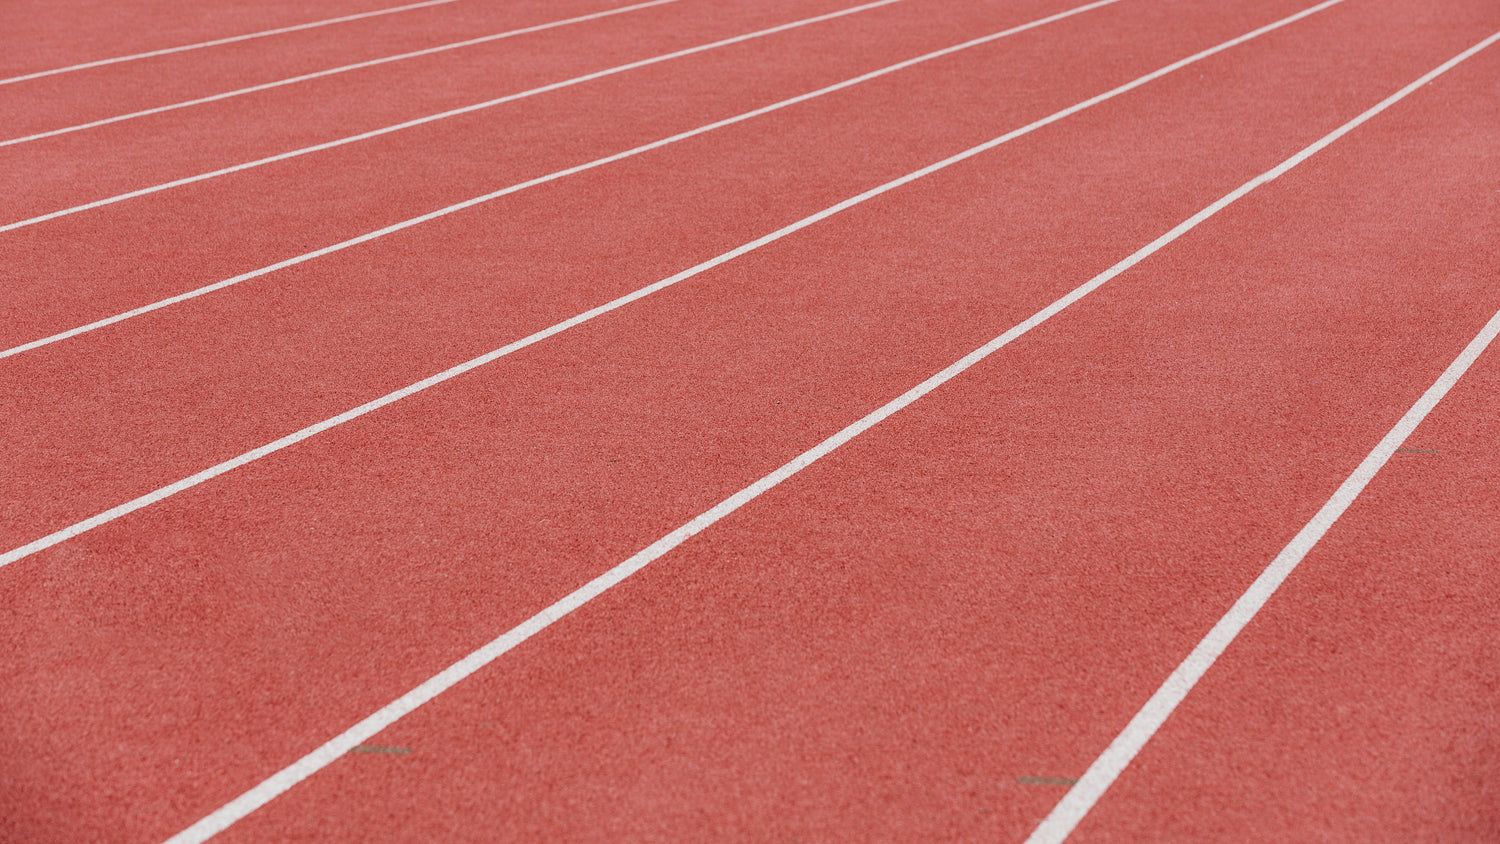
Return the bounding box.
[0,0,683,148]
[1034,312,1500,842]
[0,0,1123,359]
[1025,31,1500,844]
[0,0,462,87]
[161,7,1377,838]
[0,0,1342,575]
[0,0,906,234]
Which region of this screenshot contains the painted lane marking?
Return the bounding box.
[0,0,1117,359]
[0,0,1340,576]
[155,8,1357,840]
[1025,33,1500,844]
[0,0,905,232]
[0,0,463,87]
[0,0,683,148]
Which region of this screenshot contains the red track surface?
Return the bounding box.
[2,0,1496,841]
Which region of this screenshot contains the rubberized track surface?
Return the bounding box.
[2,0,1497,840]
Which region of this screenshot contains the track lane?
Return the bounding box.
[0,0,685,146]
[198,15,1500,840]
[0,0,1087,323]
[4,1,1493,839]
[0,0,1338,553]
[0,0,884,221]
[1050,43,1500,842]
[0,0,915,233]
[1068,326,1500,844]
[0,0,460,80]
[0,0,663,138]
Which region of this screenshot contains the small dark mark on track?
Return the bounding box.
[1018,776,1077,786]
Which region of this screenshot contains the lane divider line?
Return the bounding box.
[1024,30,1500,844]
[0,0,904,230]
[0,0,683,148]
[0,0,463,87]
[0,0,1344,577]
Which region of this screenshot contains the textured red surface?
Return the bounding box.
[1073,334,1500,844]
[2,0,1326,557]
[1068,45,1500,841]
[0,0,679,137]
[0,0,891,214]
[216,15,1500,840]
[0,0,453,78]
[1,0,1496,840]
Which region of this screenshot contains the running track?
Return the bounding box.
[2,0,1497,840]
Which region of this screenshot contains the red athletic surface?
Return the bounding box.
[1,0,1496,841]
[1,0,445,78]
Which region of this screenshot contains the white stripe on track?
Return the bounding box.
[0,0,905,234]
[156,5,1373,839]
[1025,30,1500,844]
[0,0,462,87]
[0,0,1343,575]
[0,0,683,148]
